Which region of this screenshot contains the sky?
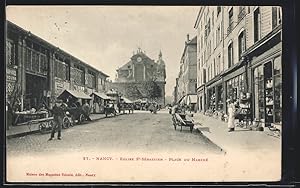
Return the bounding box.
[7,6,199,96]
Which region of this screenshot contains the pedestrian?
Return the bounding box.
[82,100,92,121]
[45,99,67,140]
[227,99,236,132]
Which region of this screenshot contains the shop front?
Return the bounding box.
[245,25,282,128]
[205,76,223,115]
[196,85,205,113]
[90,92,110,114]
[251,49,282,127]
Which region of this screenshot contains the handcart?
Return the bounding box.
[172,113,194,133]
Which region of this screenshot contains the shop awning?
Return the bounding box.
[91,92,110,100]
[187,94,197,105]
[178,95,186,105]
[121,97,133,104]
[58,89,91,100]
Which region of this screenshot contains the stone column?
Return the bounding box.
[17,36,26,111]
[95,72,99,92]
[48,51,55,107]
[84,67,88,93]
[69,60,74,90]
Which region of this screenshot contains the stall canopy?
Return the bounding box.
[187,94,197,105]
[121,97,133,104]
[177,95,186,105]
[57,89,92,100]
[91,92,110,100]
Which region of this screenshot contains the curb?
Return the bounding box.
[194,128,227,154]
[6,113,131,139]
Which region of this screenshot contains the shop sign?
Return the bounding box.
[6,68,17,81]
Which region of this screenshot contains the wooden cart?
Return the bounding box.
[172,113,194,133]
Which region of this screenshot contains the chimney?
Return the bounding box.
[187,34,190,42]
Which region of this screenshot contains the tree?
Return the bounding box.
[142,81,162,101]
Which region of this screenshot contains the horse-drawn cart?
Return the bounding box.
[172,113,194,133]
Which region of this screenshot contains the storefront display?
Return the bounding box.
[253,55,282,127]
[216,85,224,111]
[207,87,216,111]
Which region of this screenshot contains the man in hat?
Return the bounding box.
[45,99,67,140]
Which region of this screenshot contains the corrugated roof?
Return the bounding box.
[121,97,133,103]
[91,92,110,100]
[58,89,91,100]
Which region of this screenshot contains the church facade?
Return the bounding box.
[108,49,166,106]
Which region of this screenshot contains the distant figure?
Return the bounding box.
[82,101,92,121]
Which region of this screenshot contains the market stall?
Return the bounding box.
[90,92,110,114]
[57,89,92,124]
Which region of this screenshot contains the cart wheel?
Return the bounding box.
[49,120,54,129]
[39,122,49,134]
[63,117,70,129]
[79,114,85,123]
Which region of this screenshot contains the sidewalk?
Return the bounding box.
[6,113,107,138]
[192,113,281,154]
[192,113,281,181]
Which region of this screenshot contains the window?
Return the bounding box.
[228,42,233,68]
[208,66,211,81]
[238,6,246,23]
[213,59,216,78]
[272,7,282,29]
[203,69,206,83]
[273,56,282,123]
[238,30,246,59]
[228,8,234,34]
[217,6,221,16]
[254,8,261,42]
[212,11,214,27]
[216,25,221,45]
[55,60,70,81]
[6,39,16,67]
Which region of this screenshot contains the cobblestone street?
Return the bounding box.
[6,111,222,157]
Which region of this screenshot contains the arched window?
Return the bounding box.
[228,41,233,68]
[238,29,246,59]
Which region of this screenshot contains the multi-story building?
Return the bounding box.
[108,48,166,106]
[194,6,282,127]
[6,21,109,113]
[175,34,197,111]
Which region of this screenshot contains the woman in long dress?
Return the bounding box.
[227,99,236,132]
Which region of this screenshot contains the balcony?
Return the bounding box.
[238,8,246,23]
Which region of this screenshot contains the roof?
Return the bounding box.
[121,97,133,103]
[91,92,110,100]
[7,21,109,78]
[58,89,91,100]
[117,60,132,71]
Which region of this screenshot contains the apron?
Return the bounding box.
[227,104,236,129]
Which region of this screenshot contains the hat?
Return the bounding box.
[226,99,232,103]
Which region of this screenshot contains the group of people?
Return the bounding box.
[169,99,241,132]
[44,99,92,141]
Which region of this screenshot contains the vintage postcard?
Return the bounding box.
[5,5,282,182]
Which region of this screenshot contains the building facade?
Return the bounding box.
[174,35,197,111]
[6,21,109,112]
[108,49,166,106]
[194,6,282,127]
